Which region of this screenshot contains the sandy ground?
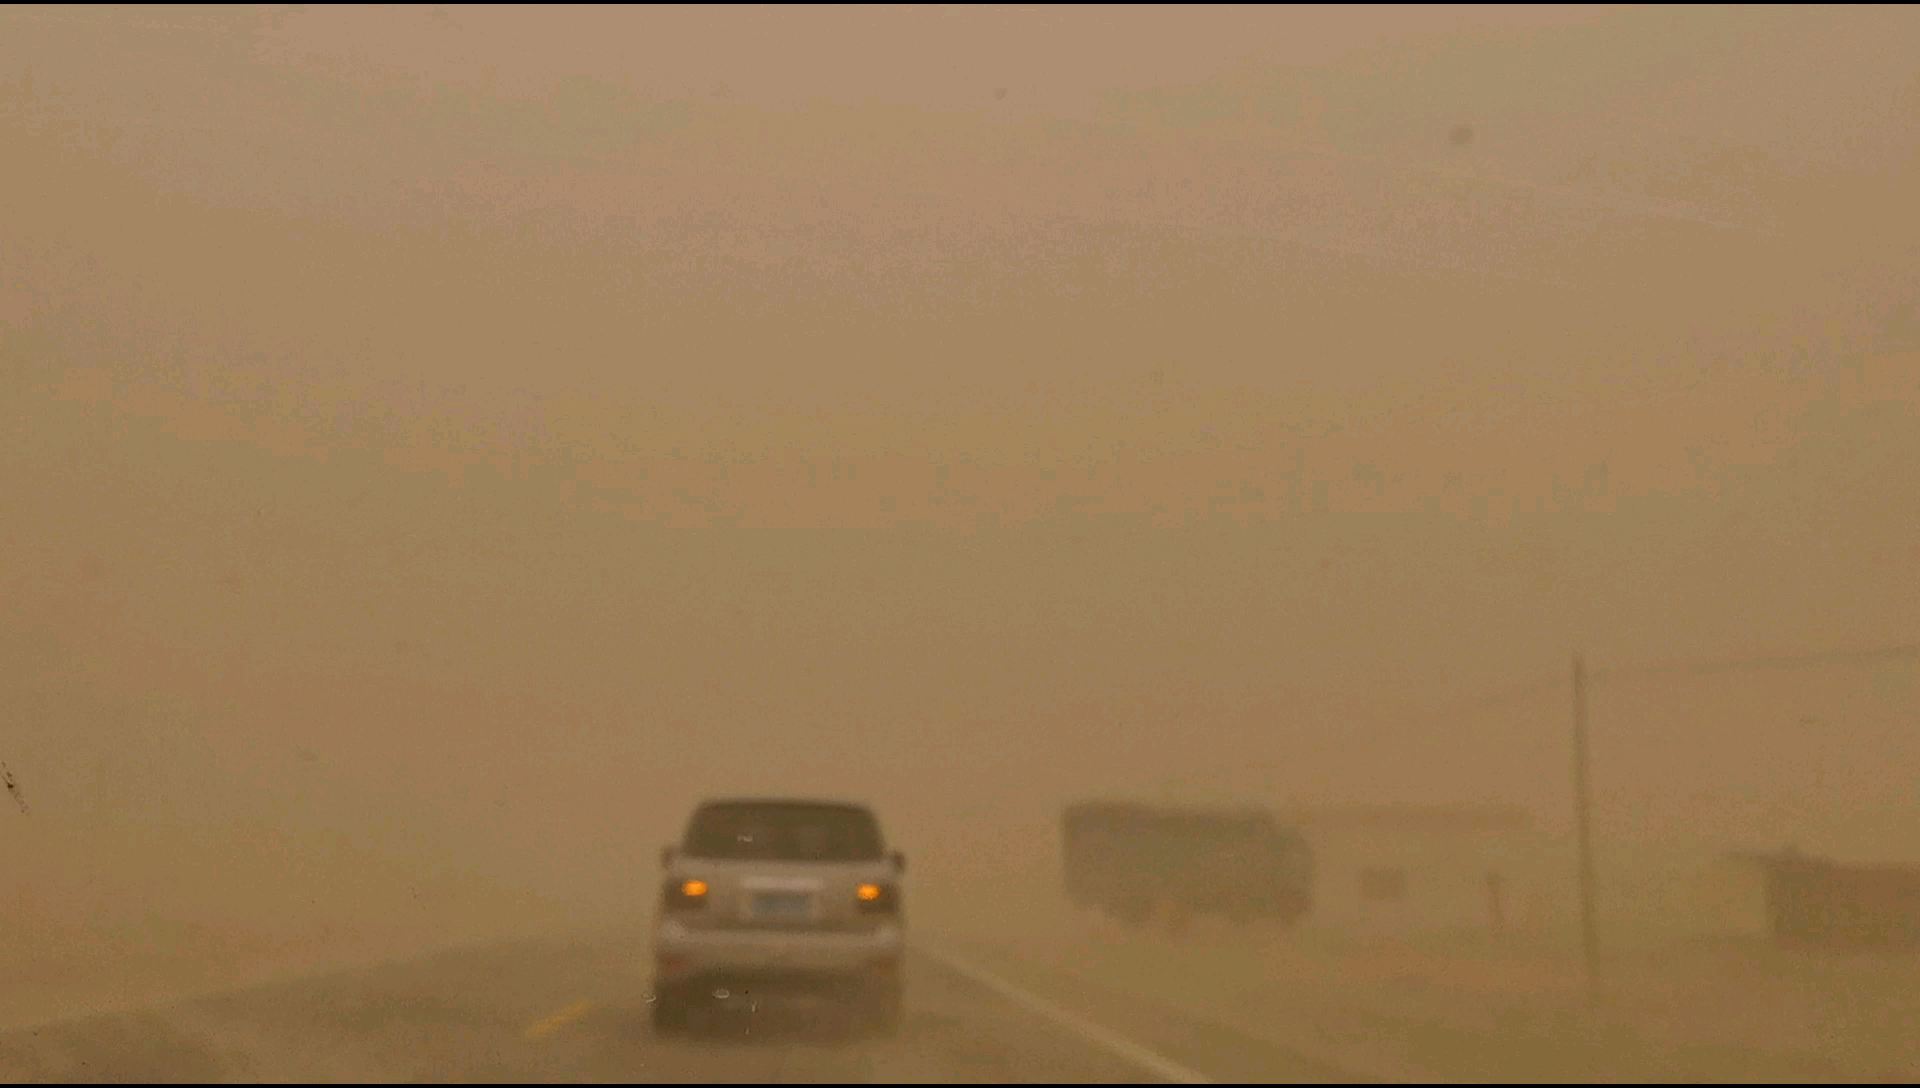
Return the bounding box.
[8,874,1918,1081]
[1,915,550,1034]
[0,933,1345,1084]
[914,881,1920,1083]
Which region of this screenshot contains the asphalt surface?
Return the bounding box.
[0,934,1359,1084]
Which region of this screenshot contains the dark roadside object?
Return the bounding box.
[1060,801,1313,930]
[1742,849,1920,950]
[1449,123,1474,148]
[3,762,27,814]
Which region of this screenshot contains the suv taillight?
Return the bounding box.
[855,882,900,915]
[662,877,709,911]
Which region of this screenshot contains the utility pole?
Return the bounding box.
[1571,652,1600,1008]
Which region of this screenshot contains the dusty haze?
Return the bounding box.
[2,2,1918,1056]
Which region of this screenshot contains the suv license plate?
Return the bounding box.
[752,892,812,920]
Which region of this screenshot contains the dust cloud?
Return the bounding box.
[2,4,1917,1080]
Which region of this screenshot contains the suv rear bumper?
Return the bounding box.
[652,919,904,988]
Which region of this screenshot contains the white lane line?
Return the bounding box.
[919,947,1212,1085]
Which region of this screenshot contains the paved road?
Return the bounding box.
[0,935,1358,1083]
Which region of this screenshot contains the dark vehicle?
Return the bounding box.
[1061,801,1313,928]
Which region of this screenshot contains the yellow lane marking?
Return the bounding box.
[524,999,595,1040]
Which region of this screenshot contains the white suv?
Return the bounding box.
[650,798,906,1034]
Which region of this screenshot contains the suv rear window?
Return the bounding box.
[683,802,884,862]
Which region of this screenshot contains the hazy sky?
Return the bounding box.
[3,5,1917,938]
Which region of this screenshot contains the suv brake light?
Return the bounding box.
[662,877,709,911]
[855,882,900,915]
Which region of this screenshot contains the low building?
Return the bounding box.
[1273,803,1546,937]
[1693,849,1920,949]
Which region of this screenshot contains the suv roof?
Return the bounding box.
[679,799,889,862]
[695,797,878,815]
[700,796,873,808]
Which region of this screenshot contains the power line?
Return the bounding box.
[1592,642,1920,683]
[1436,641,1920,716]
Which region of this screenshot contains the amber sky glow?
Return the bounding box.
[3,4,1917,961]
